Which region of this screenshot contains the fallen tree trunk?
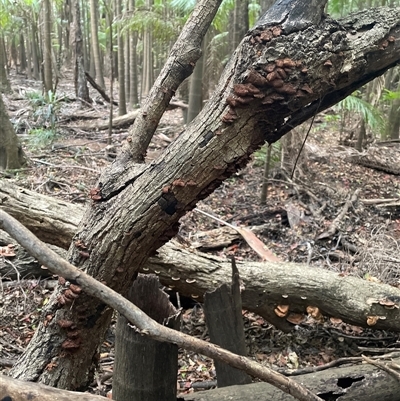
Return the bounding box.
[74,101,188,131]
[348,146,400,175]
[0,375,107,401]
[183,356,400,401]
[82,110,140,130]
[3,181,400,333]
[2,355,400,401]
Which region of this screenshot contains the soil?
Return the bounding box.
[1,71,400,397]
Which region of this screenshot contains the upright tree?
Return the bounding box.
[128,0,139,106]
[0,94,26,170]
[90,0,106,89]
[116,0,127,114]
[42,0,53,94]
[0,35,11,93]
[141,0,154,100]
[73,0,90,104]
[232,0,249,52]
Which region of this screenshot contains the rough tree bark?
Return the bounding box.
[4,0,400,392]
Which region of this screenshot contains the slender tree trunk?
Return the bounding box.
[81,0,90,71]
[31,21,40,80]
[25,32,33,79]
[0,36,11,93]
[141,0,154,100]
[0,94,27,170]
[63,0,73,66]
[73,0,90,104]
[42,0,54,94]
[10,36,18,73]
[187,47,204,123]
[116,0,127,115]
[124,9,130,106]
[90,0,105,89]
[129,0,139,107]
[232,0,249,52]
[19,34,27,72]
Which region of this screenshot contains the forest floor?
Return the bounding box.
[1,72,400,397]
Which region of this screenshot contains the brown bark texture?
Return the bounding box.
[3,4,400,391]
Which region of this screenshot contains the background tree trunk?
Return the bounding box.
[42,0,53,94]
[0,35,11,93]
[141,0,154,101]
[232,0,249,52]
[128,0,139,107]
[0,95,26,170]
[187,47,204,123]
[73,0,90,104]
[116,0,127,115]
[90,0,105,89]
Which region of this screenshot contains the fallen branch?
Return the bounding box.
[362,355,400,381]
[0,375,107,401]
[84,71,118,106]
[0,209,322,401]
[360,198,400,205]
[82,109,140,130]
[316,188,361,240]
[183,355,400,401]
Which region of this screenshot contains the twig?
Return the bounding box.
[280,352,400,376]
[360,198,399,205]
[362,354,400,381]
[317,188,361,240]
[31,158,99,172]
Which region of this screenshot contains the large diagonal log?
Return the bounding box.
[3,180,400,334]
[3,2,400,389]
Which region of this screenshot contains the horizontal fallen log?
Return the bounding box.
[183,355,400,401]
[3,353,400,401]
[347,146,400,175]
[0,374,107,401]
[76,102,187,131]
[82,110,140,130]
[2,181,400,333]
